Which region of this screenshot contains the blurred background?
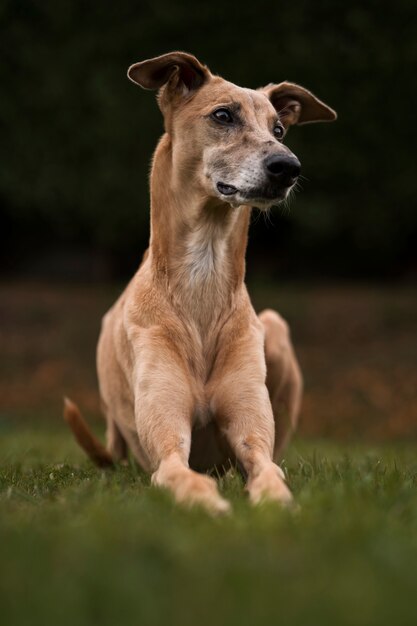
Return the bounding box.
[1,0,416,439]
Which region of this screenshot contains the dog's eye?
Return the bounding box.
[212,108,234,124]
[273,124,285,140]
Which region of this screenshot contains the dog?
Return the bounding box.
[64,52,336,513]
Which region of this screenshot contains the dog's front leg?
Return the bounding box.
[133,334,230,514]
[210,330,293,506]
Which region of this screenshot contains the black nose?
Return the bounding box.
[264,154,301,183]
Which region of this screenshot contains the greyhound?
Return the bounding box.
[64,52,336,513]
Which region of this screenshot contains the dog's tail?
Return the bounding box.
[63,397,113,468]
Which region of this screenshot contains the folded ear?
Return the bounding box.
[127,51,210,95]
[260,82,337,127]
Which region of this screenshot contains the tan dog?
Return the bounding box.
[64,52,336,513]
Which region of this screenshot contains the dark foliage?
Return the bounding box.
[1,0,416,279]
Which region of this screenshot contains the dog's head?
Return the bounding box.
[128,52,336,210]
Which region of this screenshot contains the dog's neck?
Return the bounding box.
[148,134,251,331]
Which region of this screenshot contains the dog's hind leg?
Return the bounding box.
[105,416,128,463]
[258,309,303,461]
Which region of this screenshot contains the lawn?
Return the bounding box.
[1,281,416,624]
[1,426,417,626]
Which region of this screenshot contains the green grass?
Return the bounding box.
[1,427,417,626]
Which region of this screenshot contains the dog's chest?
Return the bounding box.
[184,225,228,293]
[186,230,226,285]
[175,223,231,328]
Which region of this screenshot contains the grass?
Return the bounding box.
[1,281,417,623]
[1,426,417,626]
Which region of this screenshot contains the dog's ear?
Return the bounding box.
[128,52,210,99]
[260,82,337,127]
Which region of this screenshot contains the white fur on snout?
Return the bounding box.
[228,153,267,196]
[205,148,290,210]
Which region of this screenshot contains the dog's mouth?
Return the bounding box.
[216,181,291,206]
[242,185,289,202]
[216,182,238,196]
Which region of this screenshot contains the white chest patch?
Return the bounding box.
[184,222,227,290]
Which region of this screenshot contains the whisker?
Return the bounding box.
[263,207,274,228]
[252,209,263,226]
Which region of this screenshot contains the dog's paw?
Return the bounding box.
[152,465,231,515]
[247,463,293,506]
[180,473,231,515]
